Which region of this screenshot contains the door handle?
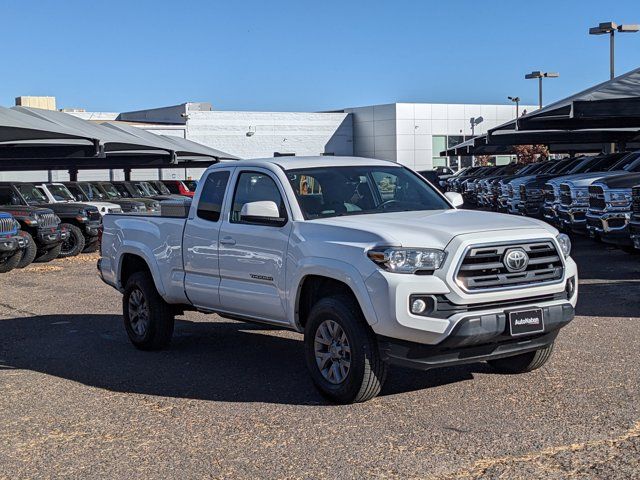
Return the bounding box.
[220,236,236,246]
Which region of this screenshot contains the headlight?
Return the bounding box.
[609,190,631,206]
[367,247,446,273]
[556,233,571,258]
[574,189,589,200]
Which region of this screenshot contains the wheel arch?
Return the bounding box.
[290,260,379,331]
[116,246,166,297]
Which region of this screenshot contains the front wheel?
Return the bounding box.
[16,231,37,268]
[0,250,23,273]
[34,243,62,263]
[487,343,554,373]
[304,295,387,404]
[59,223,85,258]
[123,271,175,350]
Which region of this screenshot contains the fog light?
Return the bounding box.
[566,276,576,298]
[411,299,427,314]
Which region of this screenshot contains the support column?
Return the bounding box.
[68,168,78,182]
[124,168,132,181]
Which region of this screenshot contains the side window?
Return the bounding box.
[231,172,286,225]
[197,171,230,222]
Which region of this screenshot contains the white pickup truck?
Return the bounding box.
[98,156,578,403]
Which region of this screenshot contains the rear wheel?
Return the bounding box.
[34,243,62,263]
[16,232,37,268]
[487,343,554,373]
[123,271,175,350]
[59,223,85,258]
[0,250,23,273]
[82,239,100,253]
[304,295,387,404]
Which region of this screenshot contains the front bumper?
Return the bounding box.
[364,247,579,347]
[379,330,561,371]
[36,227,63,245]
[0,235,20,255]
[586,211,632,245]
[83,220,102,237]
[557,205,588,232]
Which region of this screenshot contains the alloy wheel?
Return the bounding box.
[314,319,351,384]
[128,288,150,336]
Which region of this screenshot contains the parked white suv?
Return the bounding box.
[38,183,122,216]
[98,157,578,403]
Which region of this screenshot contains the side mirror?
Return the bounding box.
[240,201,286,226]
[445,191,464,208]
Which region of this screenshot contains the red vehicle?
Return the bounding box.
[160,180,194,198]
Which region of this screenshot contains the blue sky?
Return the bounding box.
[1,0,638,112]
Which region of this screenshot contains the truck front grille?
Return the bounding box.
[588,185,606,210]
[0,216,14,234]
[559,184,572,206]
[544,184,555,203]
[35,212,58,228]
[88,210,101,222]
[632,186,640,218]
[455,241,564,292]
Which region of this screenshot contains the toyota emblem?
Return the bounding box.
[504,248,529,272]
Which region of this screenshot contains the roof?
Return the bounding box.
[0,106,95,144]
[489,66,640,134]
[232,156,399,170]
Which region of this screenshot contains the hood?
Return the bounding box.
[41,202,98,214]
[0,205,54,220]
[308,209,556,250]
[565,170,627,187]
[597,172,640,189]
[546,171,610,187]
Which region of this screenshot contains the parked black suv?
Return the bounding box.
[0,183,67,264]
[14,182,101,258]
[93,182,160,213]
[63,181,148,213]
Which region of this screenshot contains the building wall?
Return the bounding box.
[345,103,537,170]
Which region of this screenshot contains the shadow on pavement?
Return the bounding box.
[0,314,483,405]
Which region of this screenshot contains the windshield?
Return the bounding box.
[46,184,75,201]
[98,183,121,199]
[18,185,48,204]
[286,166,451,219]
[79,183,106,200]
[154,181,171,195]
[184,180,197,191]
[65,184,88,201]
[136,182,158,195]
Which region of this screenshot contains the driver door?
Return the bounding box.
[217,168,292,323]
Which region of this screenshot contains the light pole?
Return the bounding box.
[525,71,559,109]
[589,22,639,79]
[508,96,520,118]
[469,116,483,136]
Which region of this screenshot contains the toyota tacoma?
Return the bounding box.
[99,157,578,403]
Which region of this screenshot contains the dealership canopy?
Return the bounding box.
[489,66,640,135]
[0,107,237,173]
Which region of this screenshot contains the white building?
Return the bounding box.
[0,100,535,182]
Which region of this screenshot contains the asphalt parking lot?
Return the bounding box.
[0,237,638,479]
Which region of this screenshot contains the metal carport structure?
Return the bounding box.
[0,107,236,179]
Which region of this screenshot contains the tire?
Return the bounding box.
[58,223,85,258]
[34,243,62,263]
[0,250,23,273]
[82,239,100,253]
[16,232,37,268]
[122,271,175,350]
[304,294,387,404]
[487,343,555,374]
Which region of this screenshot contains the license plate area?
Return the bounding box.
[507,308,544,336]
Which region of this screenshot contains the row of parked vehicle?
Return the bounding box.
[445,151,640,253]
[0,179,197,273]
